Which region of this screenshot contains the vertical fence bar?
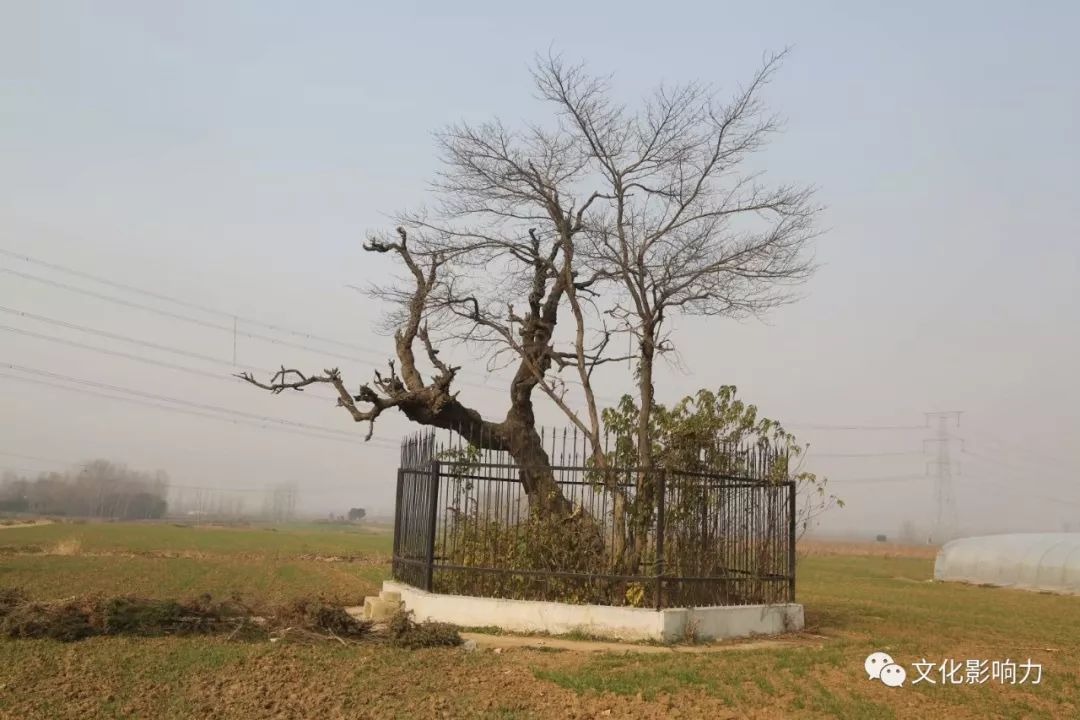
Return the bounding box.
[654,468,666,610]
[392,468,404,580]
[787,479,796,602]
[393,429,792,608]
[425,459,440,592]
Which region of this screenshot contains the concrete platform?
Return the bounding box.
[381,581,803,642]
[458,632,815,654]
[360,589,404,621]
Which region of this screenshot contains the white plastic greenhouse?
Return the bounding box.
[934,533,1080,595]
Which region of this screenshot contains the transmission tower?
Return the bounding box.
[924,411,963,544]
[262,482,298,521]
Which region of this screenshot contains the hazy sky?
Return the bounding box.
[1,1,1077,537]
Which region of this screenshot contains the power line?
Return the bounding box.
[1,250,963,431]
[2,266,391,366]
[0,310,601,450]
[0,323,337,404]
[959,455,1075,500]
[827,474,930,484]
[1,361,379,441]
[956,475,1080,509]
[788,423,925,431]
[809,451,927,458]
[0,370,396,450]
[964,438,1077,476]
[168,483,264,494]
[0,292,501,397]
[1,465,51,476]
[1,261,502,392]
[962,449,1074,482]
[0,310,511,436]
[963,430,1069,460]
[0,318,950,455]
[0,247,384,354]
[0,257,599,401]
[0,251,673,409]
[0,450,77,466]
[0,305,263,373]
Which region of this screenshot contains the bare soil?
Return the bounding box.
[2,525,1076,719]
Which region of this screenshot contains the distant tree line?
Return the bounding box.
[0,460,168,520]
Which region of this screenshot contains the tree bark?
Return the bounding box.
[393,385,571,516]
[624,320,659,574]
[636,322,657,472]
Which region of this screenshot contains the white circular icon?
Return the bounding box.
[864,651,895,680]
[880,663,906,687]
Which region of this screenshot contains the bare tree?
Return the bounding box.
[532,49,817,467]
[1,461,169,519]
[238,113,604,515]
[239,50,818,533]
[518,49,819,567]
[239,227,577,514]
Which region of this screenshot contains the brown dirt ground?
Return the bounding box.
[2,535,1075,719]
[4,637,1054,720]
[0,640,817,720]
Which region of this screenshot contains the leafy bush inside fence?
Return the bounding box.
[435,505,619,605]
[431,498,788,607]
[399,388,807,608]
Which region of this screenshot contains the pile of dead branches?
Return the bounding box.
[0,589,462,648]
[268,597,373,645]
[383,609,462,649]
[0,589,371,644]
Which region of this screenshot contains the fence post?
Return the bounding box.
[655,469,666,610]
[787,480,796,603]
[424,460,440,592]
[392,468,403,580]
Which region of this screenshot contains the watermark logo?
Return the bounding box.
[880,663,907,687]
[865,652,1042,688]
[864,651,894,680]
[865,652,904,687]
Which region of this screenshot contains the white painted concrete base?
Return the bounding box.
[382,581,803,642]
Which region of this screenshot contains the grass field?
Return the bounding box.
[1,521,1078,719]
[0,521,390,605]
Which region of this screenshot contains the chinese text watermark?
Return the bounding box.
[865,652,1042,688]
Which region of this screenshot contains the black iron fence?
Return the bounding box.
[392,428,795,609]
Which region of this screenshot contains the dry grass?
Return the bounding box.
[798,538,940,559]
[48,538,82,556]
[0,519,52,530]
[0,522,388,605]
[0,591,393,646]
[0,524,1077,719]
